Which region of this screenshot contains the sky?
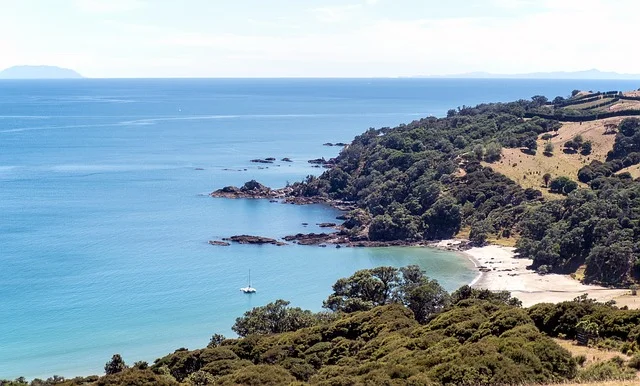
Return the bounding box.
[0,0,638,78]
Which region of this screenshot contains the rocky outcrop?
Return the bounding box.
[211,180,288,199]
[250,159,273,164]
[323,142,348,147]
[283,232,344,245]
[281,157,293,162]
[208,240,231,246]
[318,222,337,228]
[224,235,287,246]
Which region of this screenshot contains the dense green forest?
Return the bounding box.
[6,266,640,385]
[283,94,640,286]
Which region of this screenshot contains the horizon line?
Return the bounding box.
[2,76,640,80]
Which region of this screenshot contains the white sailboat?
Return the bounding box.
[240,270,256,293]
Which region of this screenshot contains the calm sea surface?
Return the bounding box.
[1,78,638,379]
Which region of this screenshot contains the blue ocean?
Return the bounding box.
[1,78,639,379]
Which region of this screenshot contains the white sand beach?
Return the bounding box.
[460,244,632,307]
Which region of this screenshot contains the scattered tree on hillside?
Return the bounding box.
[473,144,484,160]
[573,134,584,147]
[544,142,554,156]
[523,137,537,154]
[564,139,579,152]
[531,95,549,107]
[576,319,600,338]
[581,140,592,155]
[105,354,127,375]
[484,142,502,162]
[453,135,467,149]
[232,300,324,337]
[208,334,226,348]
[542,173,552,187]
[323,266,450,323]
[549,176,578,195]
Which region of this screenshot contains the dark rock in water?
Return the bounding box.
[208,240,231,246]
[335,142,348,146]
[336,215,348,220]
[318,222,337,228]
[250,159,273,163]
[302,222,309,226]
[220,186,241,194]
[241,180,268,192]
[269,199,278,203]
[195,167,205,170]
[211,179,285,199]
[323,142,334,146]
[265,157,276,161]
[308,157,337,168]
[312,165,321,168]
[336,244,342,248]
[319,244,327,247]
[225,235,287,246]
[281,157,293,162]
[283,232,338,245]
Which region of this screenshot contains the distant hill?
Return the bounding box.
[415,69,640,80]
[0,65,83,79]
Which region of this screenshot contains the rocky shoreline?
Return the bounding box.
[208,232,450,248]
[209,180,478,249]
[209,180,358,210]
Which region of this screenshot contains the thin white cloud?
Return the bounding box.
[311,4,362,23]
[152,0,640,77]
[4,0,640,77]
[73,0,144,13]
[247,17,300,30]
[489,0,534,9]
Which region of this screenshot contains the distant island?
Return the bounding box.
[0,65,83,79]
[413,69,640,80]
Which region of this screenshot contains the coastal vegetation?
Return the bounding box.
[265,89,640,286]
[6,267,640,385]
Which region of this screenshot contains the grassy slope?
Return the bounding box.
[549,339,640,385]
[483,117,635,198]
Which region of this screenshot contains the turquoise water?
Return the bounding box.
[2,78,639,379]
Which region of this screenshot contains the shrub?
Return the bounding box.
[628,354,640,370]
[576,359,637,382]
[105,354,127,375]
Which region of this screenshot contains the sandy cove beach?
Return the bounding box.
[446,242,635,308]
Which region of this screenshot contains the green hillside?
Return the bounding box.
[7,266,640,385]
[283,92,640,286]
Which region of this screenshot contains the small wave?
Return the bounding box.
[30,96,137,104]
[117,112,430,126]
[0,115,54,119]
[0,122,120,134]
[49,164,175,173]
[0,112,431,133]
